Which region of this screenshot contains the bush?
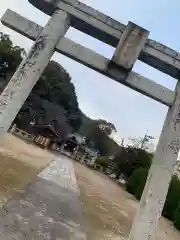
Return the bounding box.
[134,169,149,200]
[174,201,180,230]
[95,157,109,170]
[126,167,149,199]
[114,147,152,179]
[126,168,180,232]
[163,175,180,221]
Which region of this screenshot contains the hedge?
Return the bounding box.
[163,175,180,221]
[95,156,109,170]
[126,168,180,231]
[126,167,148,200]
[174,201,180,230]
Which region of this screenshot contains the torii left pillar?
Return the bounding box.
[0,9,70,135]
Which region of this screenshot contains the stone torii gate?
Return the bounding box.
[1,0,180,239]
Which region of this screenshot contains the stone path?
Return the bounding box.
[0,155,87,239]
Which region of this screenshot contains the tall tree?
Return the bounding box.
[0,33,82,133]
[79,118,119,156]
[15,61,82,132]
[96,119,117,135]
[15,94,71,137]
[0,32,25,89]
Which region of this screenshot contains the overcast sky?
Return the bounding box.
[0,0,179,144]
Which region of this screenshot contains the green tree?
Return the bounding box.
[163,175,180,221]
[15,61,82,132]
[85,122,109,156]
[32,61,82,131]
[0,32,25,90]
[15,94,71,137]
[79,118,119,156]
[126,167,149,199]
[95,156,109,170]
[114,147,152,179]
[96,119,117,135]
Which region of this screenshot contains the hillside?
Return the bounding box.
[0,32,121,155]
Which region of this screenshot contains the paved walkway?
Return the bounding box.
[0,155,87,239]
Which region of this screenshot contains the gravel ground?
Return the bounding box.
[74,162,180,240]
[0,156,87,240]
[0,134,179,240]
[0,134,54,205]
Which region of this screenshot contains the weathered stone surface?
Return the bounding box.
[0,156,87,239]
[129,81,180,240]
[28,0,180,79]
[112,21,149,70]
[0,9,70,136]
[1,10,175,107]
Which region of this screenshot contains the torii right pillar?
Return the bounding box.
[111,21,180,240]
[129,81,180,240]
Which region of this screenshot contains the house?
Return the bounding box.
[72,133,86,145]
[34,124,57,148]
[72,143,99,166]
[81,146,99,166]
[33,115,71,149]
[60,134,81,157]
[60,133,99,163]
[60,133,85,157]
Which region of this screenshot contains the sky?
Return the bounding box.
[0,0,179,145]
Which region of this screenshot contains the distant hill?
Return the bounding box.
[14,60,82,135]
[0,32,121,155]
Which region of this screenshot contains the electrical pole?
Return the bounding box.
[141,130,148,149]
[141,130,155,150]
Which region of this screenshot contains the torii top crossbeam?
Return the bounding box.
[29,0,180,80]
